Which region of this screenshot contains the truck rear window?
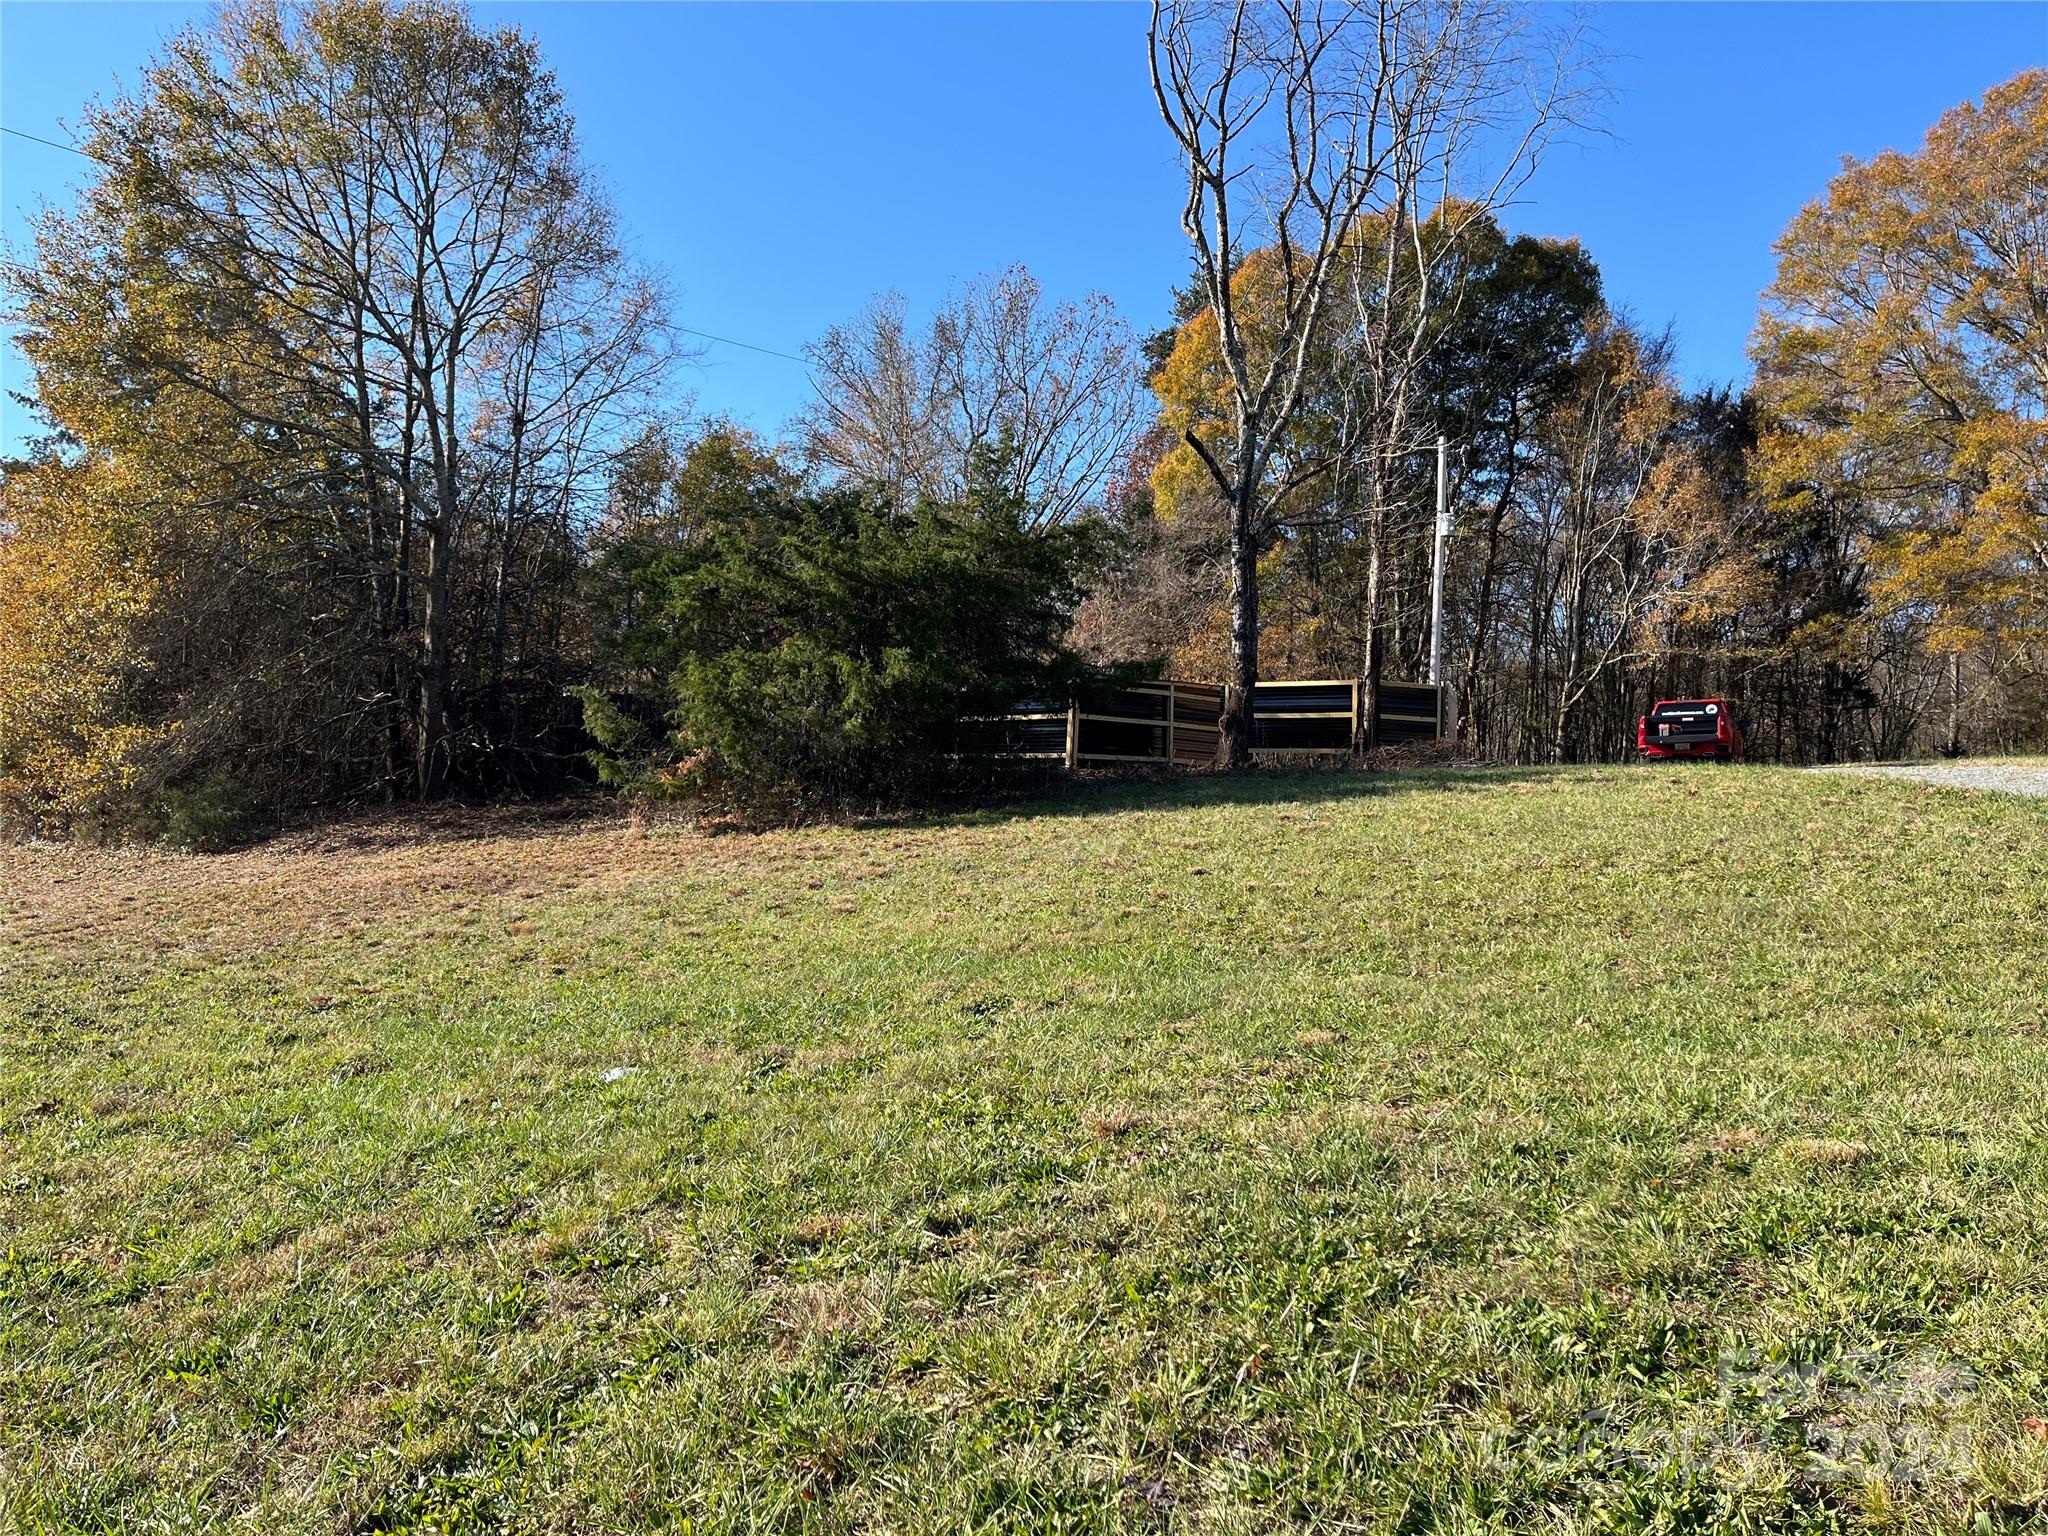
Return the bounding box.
[1649,702,1722,734]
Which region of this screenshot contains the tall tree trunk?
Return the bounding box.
[1521,533,1553,763]
[1217,497,1259,769]
[365,470,404,804]
[1555,524,1590,764]
[1358,556,1386,755]
[416,509,453,798]
[1944,651,1964,757]
[1354,464,1388,755]
[1456,440,1521,748]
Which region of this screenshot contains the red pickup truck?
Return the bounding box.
[1637,698,1747,761]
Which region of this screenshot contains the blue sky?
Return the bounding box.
[3,1,2043,455]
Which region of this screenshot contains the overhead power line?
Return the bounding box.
[675,326,807,366]
[1,124,101,161]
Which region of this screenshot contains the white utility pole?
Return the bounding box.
[1428,434,1452,687]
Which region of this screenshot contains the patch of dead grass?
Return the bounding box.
[794,1214,852,1246]
[770,1278,884,1353]
[0,801,830,973]
[1084,1106,1145,1139]
[1706,1126,1765,1157]
[1781,1136,1870,1168]
[795,1042,864,1073]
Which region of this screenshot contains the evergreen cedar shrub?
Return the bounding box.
[155,775,262,853]
[579,470,1134,816]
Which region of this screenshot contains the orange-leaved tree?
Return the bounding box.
[1753,68,2048,745]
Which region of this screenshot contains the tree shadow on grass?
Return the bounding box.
[216,766,1584,856]
[249,793,625,856]
[872,762,1583,832]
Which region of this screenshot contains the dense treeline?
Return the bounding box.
[1098,51,2047,766]
[3,0,668,832]
[1,0,2041,839]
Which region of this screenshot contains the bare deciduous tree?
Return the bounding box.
[1149,0,1590,764]
[1529,321,1722,761]
[799,265,1142,527]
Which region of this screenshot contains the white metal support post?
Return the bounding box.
[1428,435,1452,689]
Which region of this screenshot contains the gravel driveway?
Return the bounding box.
[1816,761,2048,798]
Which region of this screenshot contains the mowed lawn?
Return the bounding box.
[4,768,2047,1535]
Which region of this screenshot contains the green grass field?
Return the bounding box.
[4,766,2047,1534]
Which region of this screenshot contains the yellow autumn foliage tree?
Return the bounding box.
[0,459,168,829]
[1753,68,2048,669]
[1148,210,1481,528]
[1149,247,1320,528]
